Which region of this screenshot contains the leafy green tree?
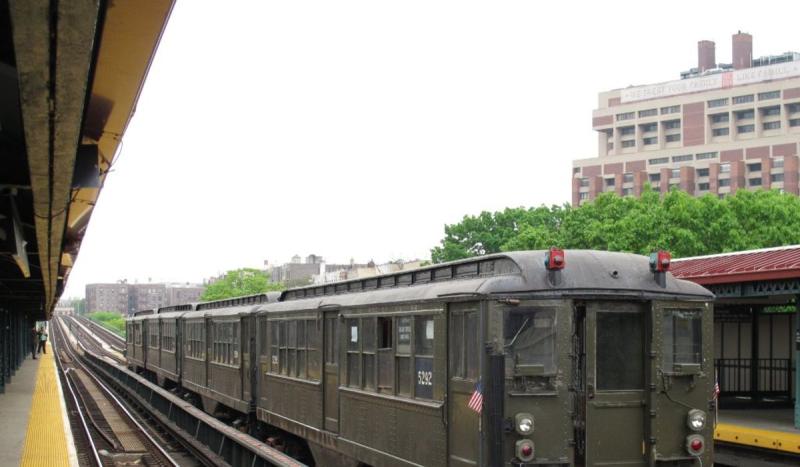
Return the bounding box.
[201,268,284,301]
[432,188,800,262]
[431,206,569,262]
[87,311,126,336]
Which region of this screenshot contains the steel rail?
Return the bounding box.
[51,320,105,467]
[54,317,181,467]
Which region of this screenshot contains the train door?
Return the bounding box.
[323,312,340,432]
[142,321,148,368]
[205,318,212,387]
[447,303,481,467]
[584,301,647,466]
[176,319,182,381]
[156,320,162,368]
[242,316,255,404]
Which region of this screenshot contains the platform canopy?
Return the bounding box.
[672,245,800,303]
[0,0,174,320]
[672,245,800,284]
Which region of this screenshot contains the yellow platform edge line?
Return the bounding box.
[19,349,71,467]
[715,422,800,455]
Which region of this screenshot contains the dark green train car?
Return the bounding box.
[254,249,715,467]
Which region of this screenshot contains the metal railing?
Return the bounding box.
[715,358,794,398]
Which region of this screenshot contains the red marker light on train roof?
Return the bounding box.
[690,439,703,452]
[545,247,565,270]
[649,250,671,272]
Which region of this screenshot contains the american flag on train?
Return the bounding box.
[467,380,483,413]
[713,381,720,399]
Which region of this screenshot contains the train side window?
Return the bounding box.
[465,312,479,380]
[414,316,435,399]
[163,323,169,352]
[211,324,218,363]
[347,319,360,387]
[287,321,297,376]
[307,320,321,381]
[186,321,205,360]
[269,322,279,371]
[279,321,288,375]
[377,317,394,393]
[396,316,412,396]
[451,313,464,378]
[662,309,702,371]
[259,318,268,357]
[211,323,218,363]
[184,323,191,357]
[297,320,307,378]
[378,317,392,349]
[451,310,479,381]
[161,322,170,352]
[232,322,240,366]
[505,307,557,376]
[149,322,160,349]
[325,317,339,365]
[596,311,644,390]
[200,324,205,359]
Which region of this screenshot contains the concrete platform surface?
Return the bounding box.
[719,408,798,434]
[0,353,39,465]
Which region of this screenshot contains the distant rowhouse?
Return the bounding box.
[573,32,800,205]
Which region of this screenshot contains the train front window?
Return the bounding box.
[662,309,702,371]
[504,307,557,377]
[596,309,644,390]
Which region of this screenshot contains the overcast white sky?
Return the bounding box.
[63,0,800,297]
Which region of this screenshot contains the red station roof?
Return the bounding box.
[671,245,800,285]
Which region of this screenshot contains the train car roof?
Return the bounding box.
[261,250,712,313]
[130,309,157,320]
[181,304,262,319]
[154,310,188,319]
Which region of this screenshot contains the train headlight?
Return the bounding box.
[515,439,535,462]
[686,409,706,432]
[515,413,534,435]
[686,434,705,456]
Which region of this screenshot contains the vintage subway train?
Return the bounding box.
[126,249,714,467]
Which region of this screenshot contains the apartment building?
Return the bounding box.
[85,282,130,315]
[86,281,204,315]
[572,32,800,205]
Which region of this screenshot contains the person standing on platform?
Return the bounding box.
[37,327,48,354]
[30,327,38,359]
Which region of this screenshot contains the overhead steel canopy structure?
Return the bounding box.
[1,0,174,321]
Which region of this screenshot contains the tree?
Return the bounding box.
[201,268,284,301]
[431,206,569,262]
[87,311,126,336]
[431,188,800,262]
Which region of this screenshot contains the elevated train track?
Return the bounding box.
[56,314,305,467]
[73,315,126,351]
[53,316,189,466]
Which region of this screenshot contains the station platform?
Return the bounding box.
[0,346,77,467]
[716,408,800,456]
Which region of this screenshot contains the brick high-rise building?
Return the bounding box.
[572,32,800,205]
[85,283,130,315]
[86,281,204,315]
